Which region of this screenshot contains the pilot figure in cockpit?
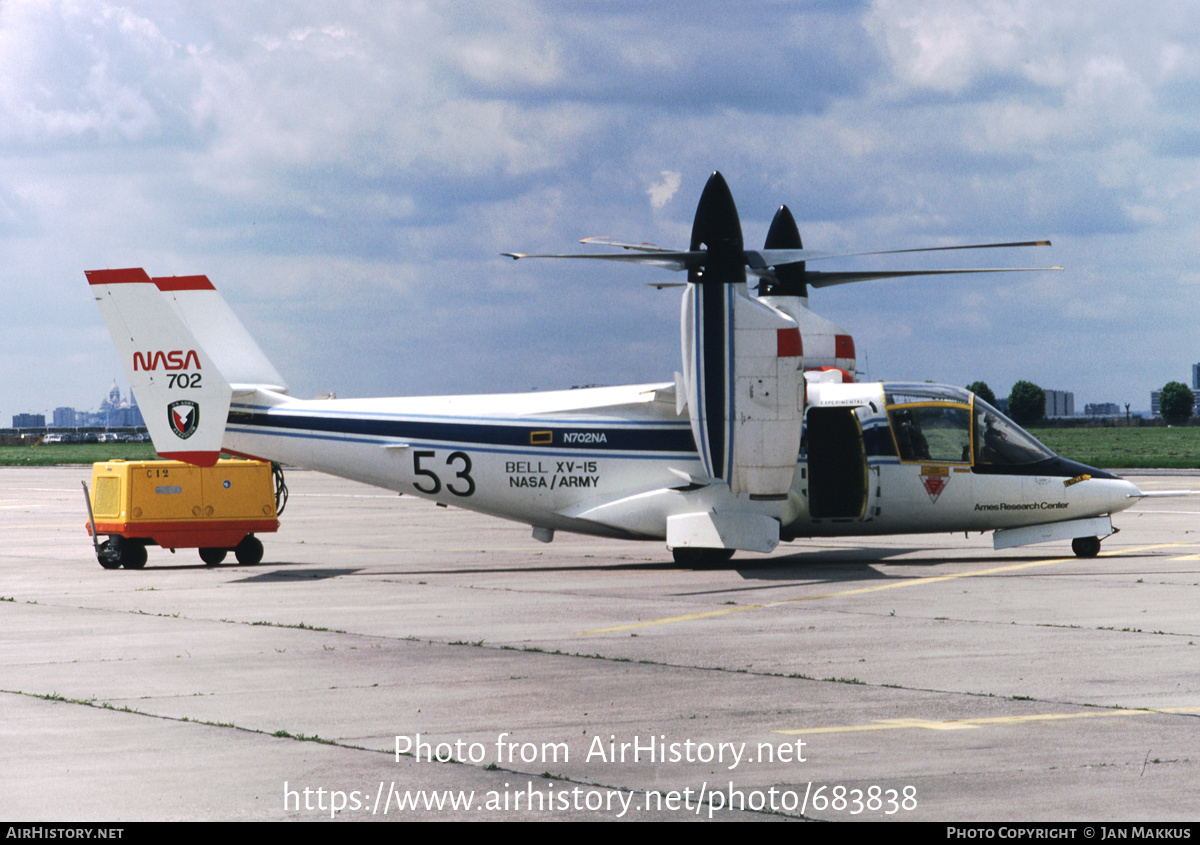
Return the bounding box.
[893,409,930,461]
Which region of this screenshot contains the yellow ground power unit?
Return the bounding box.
[83,459,285,569]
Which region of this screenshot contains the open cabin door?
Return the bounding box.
[805,406,868,520]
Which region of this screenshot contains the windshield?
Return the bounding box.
[973,396,1055,466]
[882,384,1055,466]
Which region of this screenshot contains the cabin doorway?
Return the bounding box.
[806,407,867,520]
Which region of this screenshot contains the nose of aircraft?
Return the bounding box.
[1096,474,1142,515]
[1048,456,1141,515]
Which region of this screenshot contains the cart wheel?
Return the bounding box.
[120,542,147,569]
[235,535,264,565]
[199,548,227,566]
[97,540,122,570]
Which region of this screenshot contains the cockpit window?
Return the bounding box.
[888,403,972,462]
[973,397,1055,466]
[881,384,1054,467]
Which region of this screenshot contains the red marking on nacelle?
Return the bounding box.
[132,350,202,371]
[835,334,855,359]
[776,328,803,357]
[810,366,855,384]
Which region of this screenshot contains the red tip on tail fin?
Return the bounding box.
[85,268,154,286]
[154,275,216,292]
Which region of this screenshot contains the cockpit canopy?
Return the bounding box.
[883,383,1055,467]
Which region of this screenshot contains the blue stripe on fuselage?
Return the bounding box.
[226,407,697,455]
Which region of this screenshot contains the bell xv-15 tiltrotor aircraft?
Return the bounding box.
[87,171,1142,567]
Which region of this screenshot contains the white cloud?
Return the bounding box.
[647,171,681,210]
[866,0,1042,94]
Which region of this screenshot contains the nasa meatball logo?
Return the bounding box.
[167,400,200,440]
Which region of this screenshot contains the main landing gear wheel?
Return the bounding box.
[671,547,736,568]
[235,535,264,565]
[1072,536,1101,558]
[199,547,227,566]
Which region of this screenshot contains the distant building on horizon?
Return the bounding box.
[1084,402,1122,416]
[1150,387,1200,418]
[11,382,143,431]
[1045,389,1075,418]
[96,381,143,428]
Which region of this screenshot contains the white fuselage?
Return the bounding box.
[223,379,1138,546]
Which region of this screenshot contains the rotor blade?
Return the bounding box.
[803,267,1063,289]
[852,240,1052,256]
[578,237,675,253]
[503,250,701,271]
[757,240,1052,268]
[506,242,1058,278]
[505,247,838,271]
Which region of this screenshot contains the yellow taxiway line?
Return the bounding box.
[573,543,1195,636]
[775,706,1200,735]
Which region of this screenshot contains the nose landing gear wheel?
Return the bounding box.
[1072,536,1101,558]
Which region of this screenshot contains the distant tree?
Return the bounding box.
[1007,381,1046,426]
[966,381,997,406]
[1159,381,1194,425]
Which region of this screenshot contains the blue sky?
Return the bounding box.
[5,0,1200,421]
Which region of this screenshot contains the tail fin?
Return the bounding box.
[86,268,233,467]
[152,275,288,393]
